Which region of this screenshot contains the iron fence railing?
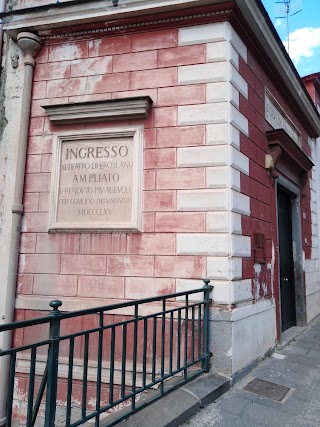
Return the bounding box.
[0,279,213,427]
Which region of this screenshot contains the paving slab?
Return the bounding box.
[308,350,320,359]
[242,401,290,426]
[182,315,320,427]
[216,394,252,416]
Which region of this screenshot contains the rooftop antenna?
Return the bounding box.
[274,0,303,54]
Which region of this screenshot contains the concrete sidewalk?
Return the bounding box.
[182,316,320,427]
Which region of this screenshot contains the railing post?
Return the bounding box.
[44,300,62,427]
[202,279,212,372]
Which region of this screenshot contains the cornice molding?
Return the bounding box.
[42,96,153,125]
[2,0,222,37]
[266,129,314,183]
[39,6,232,41]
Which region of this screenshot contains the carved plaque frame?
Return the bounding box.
[48,126,143,233]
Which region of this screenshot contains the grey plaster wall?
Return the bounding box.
[209,312,232,376]
[0,33,23,328]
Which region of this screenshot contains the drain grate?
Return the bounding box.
[243,378,291,402]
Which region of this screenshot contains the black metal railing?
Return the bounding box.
[0,279,213,427]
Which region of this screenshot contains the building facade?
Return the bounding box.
[0,0,320,422]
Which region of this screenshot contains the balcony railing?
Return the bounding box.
[0,279,213,427]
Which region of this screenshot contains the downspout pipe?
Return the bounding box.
[0,0,5,66]
[0,32,41,426]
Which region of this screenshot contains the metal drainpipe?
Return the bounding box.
[0,0,5,67]
[0,32,42,426]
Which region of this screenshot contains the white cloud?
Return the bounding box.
[275,18,283,27]
[283,27,320,64]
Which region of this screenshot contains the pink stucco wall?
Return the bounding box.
[17,29,209,306]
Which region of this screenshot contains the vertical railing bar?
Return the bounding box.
[109,326,115,405]
[160,299,166,396]
[184,295,189,381]
[152,315,157,383]
[202,279,212,372]
[6,352,16,427]
[81,333,89,420]
[202,301,206,366]
[191,305,195,364]
[169,312,173,375]
[198,304,202,360]
[95,311,104,427]
[44,300,62,427]
[142,318,148,388]
[177,309,181,371]
[26,347,36,427]
[131,304,138,412]
[66,337,75,427]
[121,323,127,399]
[32,358,48,427]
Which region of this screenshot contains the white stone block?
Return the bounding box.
[177,145,228,167]
[312,224,318,237]
[230,27,247,62]
[179,22,228,46]
[306,271,316,287]
[206,212,242,234]
[307,290,320,323]
[312,212,318,225]
[206,123,229,145]
[231,212,242,234]
[232,279,252,303]
[178,189,228,211]
[206,167,240,191]
[210,280,230,304]
[304,259,316,274]
[207,82,228,103]
[230,65,248,98]
[206,82,239,108]
[231,235,251,257]
[230,46,239,69]
[178,103,228,126]
[207,167,229,189]
[207,41,229,62]
[231,168,241,191]
[311,200,317,214]
[178,62,227,85]
[207,212,229,233]
[312,247,320,260]
[231,190,250,215]
[207,257,242,280]
[231,125,240,149]
[176,279,209,301]
[231,84,240,109]
[177,233,229,256]
[211,279,252,304]
[230,147,249,175]
[230,105,249,136]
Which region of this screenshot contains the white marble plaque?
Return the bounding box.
[265,89,300,145]
[49,127,143,232]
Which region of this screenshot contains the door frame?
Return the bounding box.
[276,176,306,332]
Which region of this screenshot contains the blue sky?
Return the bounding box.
[261,0,320,76]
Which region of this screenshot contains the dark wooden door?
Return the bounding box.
[277,188,296,332]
